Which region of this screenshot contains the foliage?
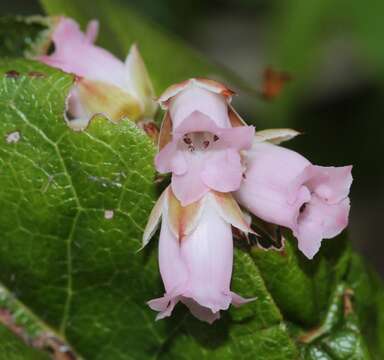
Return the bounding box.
[0,0,382,358]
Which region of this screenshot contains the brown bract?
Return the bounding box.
[261,67,292,100]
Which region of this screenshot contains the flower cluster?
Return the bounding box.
[143,78,352,323]
[37,19,352,324]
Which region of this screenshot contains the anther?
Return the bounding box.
[183,136,192,145]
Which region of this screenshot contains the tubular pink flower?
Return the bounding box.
[39,18,125,88]
[155,79,255,206]
[143,188,255,323]
[236,142,352,259]
[38,17,156,128]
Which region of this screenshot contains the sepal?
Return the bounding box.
[167,188,204,240]
[140,187,168,250]
[254,128,300,144]
[125,44,157,118]
[209,191,256,235]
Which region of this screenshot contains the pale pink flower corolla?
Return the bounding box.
[143,78,352,324]
[155,79,255,206]
[38,17,156,129]
[142,187,254,323]
[236,140,352,259]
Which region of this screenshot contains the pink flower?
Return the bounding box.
[155,78,255,206]
[236,141,352,259]
[38,17,156,129]
[142,187,255,323]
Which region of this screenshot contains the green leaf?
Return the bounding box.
[1,1,384,357]
[0,58,299,359]
[39,0,253,95]
[250,234,351,326]
[0,58,163,359]
[297,283,372,360]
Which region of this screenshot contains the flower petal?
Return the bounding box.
[148,191,255,322]
[147,295,180,321]
[155,140,178,174]
[170,149,210,206]
[218,126,255,150]
[85,19,99,43]
[307,165,353,204]
[171,169,209,207]
[295,197,350,259]
[40,18,126,88]
[169,83,231,130]
[170,151,188,176]
[173,111,221,136]
[236,142,311,229]
[158,215,189,292]
[201,149,243,192]
[182,298,220,324]
[179,201,233,313]
[158,78,234,109]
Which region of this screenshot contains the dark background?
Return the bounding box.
[2,0,383,274]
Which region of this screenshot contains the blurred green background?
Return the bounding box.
[2,0,383,273]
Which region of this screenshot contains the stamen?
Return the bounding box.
[203,140,210,149]
[188,145,195,152]
[213,135,219,142]
[183,136,192,145]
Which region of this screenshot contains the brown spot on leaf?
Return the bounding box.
[5,70,20,78]
[343,288,354,316]
[28,71,46,78]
